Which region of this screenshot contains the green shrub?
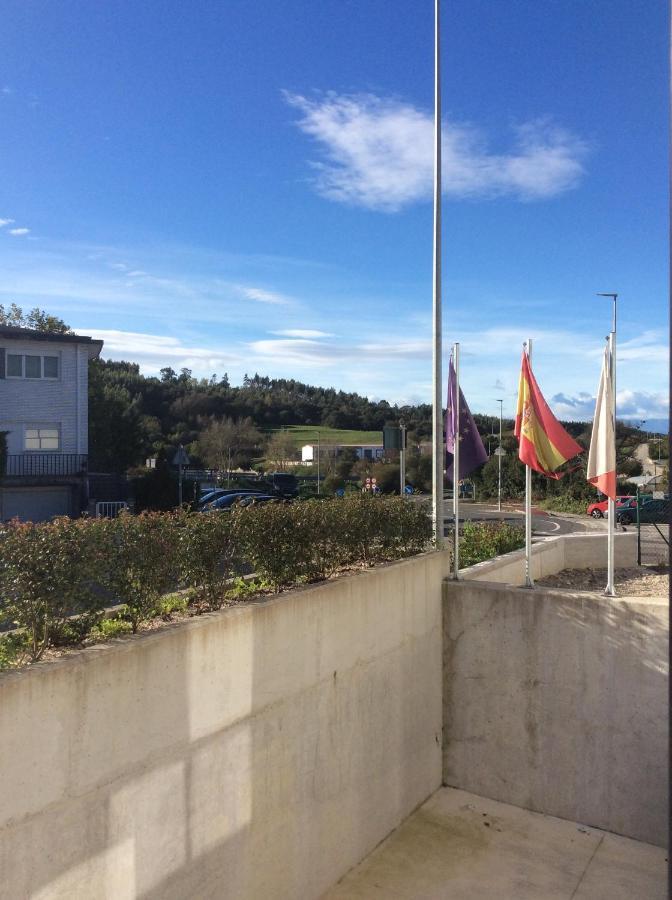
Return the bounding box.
[232,496,432,589]
[459,521,525,568]
[98,512,180,632]
[0,630,29,670]
[90,616,133,641]
[176,511,235,609]
[537,496,587,515]
[0,517,107,662]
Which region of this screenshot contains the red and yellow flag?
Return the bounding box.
[515,350,583,478]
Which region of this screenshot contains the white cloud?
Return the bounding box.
[551,389,669,423]
[238,285,292,305]
[86,329,242,374]
[0,218,14,228]
[286,92,588,211]
[271,328,334,338]
[8,227,29,236]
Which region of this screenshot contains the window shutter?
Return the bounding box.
[0,348,5,378]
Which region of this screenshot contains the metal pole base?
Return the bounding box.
[603,586,616,598]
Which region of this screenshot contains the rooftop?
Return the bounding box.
[0,325,104,349]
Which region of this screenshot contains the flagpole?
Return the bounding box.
[525,338,535,588]
[453,342,460,578]
[432,0,443,549]
[598,293,618,597]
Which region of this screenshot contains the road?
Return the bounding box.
[439,501,591,538]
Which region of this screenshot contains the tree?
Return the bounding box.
[198,417,262,472]
[0,303,72,334]
[335,447,358,480]
[88,360,149,472]
[265,432,298,471]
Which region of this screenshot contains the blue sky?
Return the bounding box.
[0,0,668,427]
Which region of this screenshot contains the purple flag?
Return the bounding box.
[445,354,488,484]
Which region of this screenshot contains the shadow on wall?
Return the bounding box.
[0,552,448,899]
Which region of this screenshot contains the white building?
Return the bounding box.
[301,442,385,464]
[0,325,103,521]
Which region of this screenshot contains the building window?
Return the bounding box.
[43,356,59,378]
[25,428,60,451]
[4,353,60,379]
[25,355,41,378]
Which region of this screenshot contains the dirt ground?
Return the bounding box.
[537,567,669,597]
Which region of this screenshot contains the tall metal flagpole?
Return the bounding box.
[496,398,503,513]
[598,293,618,597]
[453,343,460,578]
[432,0,443,548]
[524,338,534,588]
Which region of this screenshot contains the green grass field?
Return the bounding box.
[265,425,383,447]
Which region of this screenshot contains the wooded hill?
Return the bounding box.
[88,358,650,482]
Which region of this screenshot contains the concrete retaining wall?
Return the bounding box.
[461,531,637,585]
[443,579,668,846]
[0,550,450,900]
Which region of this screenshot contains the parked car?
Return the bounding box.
[586,496,634,518]
[201,491,262,511]
[236,494,283,509]
[198,487,263,507]
[262,472,299,498]
[617,499,670,525]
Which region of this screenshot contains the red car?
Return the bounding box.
[586,496,635,518]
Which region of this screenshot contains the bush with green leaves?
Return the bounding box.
[232,496,433,588]
[0,517,107,662]
[0,497,434,667]
[98,512,181,632]
[176,510,236,609]
[458,521,525,568]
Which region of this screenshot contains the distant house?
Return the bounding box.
[301,442,385,464]
[0,325,103,522]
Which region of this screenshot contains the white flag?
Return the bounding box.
[587,344,616,500]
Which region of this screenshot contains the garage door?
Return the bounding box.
[1,487,72,523]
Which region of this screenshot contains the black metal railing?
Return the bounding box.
[4,454,88,477]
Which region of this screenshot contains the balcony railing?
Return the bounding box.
[3,454,88,477]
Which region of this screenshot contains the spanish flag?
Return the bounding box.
[515,349,583,478]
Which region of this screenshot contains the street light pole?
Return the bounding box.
[316,432,321,495]
[495,399,503,513]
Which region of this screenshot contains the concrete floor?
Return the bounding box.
[323,788,668,900]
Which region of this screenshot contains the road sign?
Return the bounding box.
[404,484,414,495]
[494,447,506,457]
[172,446,190,467]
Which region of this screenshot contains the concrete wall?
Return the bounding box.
[0,550,450,900]
[443,579,668,846]
[461,531,637,585]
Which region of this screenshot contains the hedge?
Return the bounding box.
[0,497,432,667]
[458,520,525,568]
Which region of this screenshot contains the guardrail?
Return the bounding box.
[4,454,88,477]
[95,501,129,519]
